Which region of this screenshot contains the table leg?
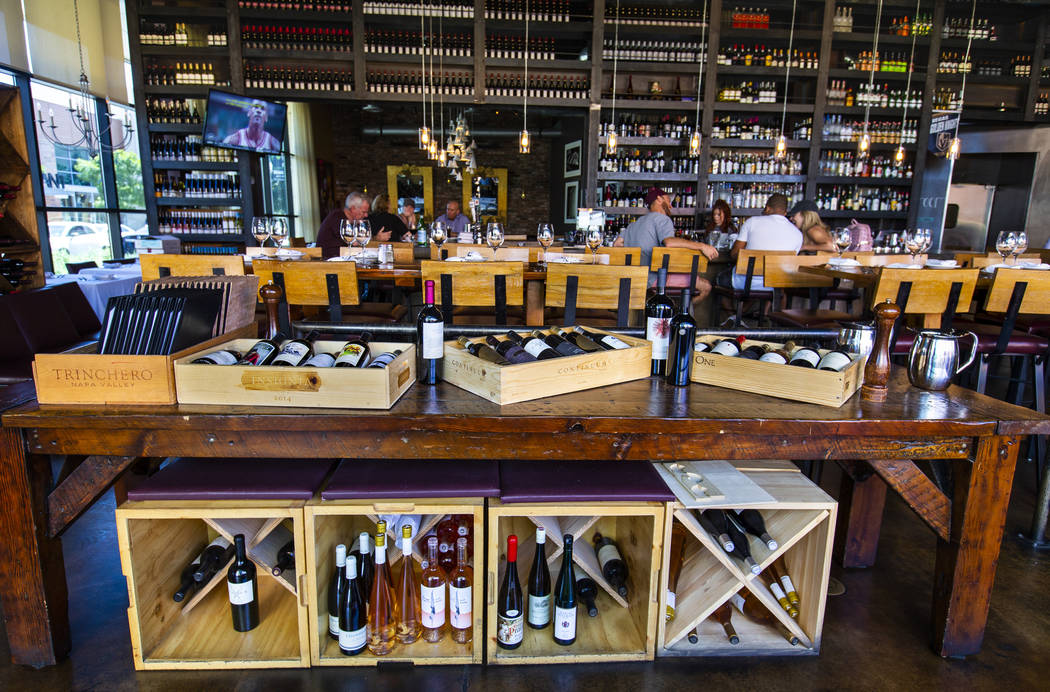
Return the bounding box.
[931,435,1019,657]
[526,278,544,326]
[0,428,71,667]
[834,460,887,568]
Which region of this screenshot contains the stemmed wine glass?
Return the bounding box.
[486,222,505,254]
[268,217,288,250]
[339,218,357,255]
[357,219,372,252]
[536,223,554,265]
[430,221,448,258]
[996,231,1017,265]
[1012,231,1028,265]
[918,228,932,260]
[834,228,852,259]
[586,226,603,264]
[252,216,271,248]
[903,229,924,265]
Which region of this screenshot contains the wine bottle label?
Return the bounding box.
[497,610,524,645]
[420,584,446,627]
[554,605,577,640]
[780,575,797,597]
[303,352,335,367]
[272,341,310,366]
[758,352,787,364]
[789,349,820,367]
[817,350,853,371]
[597,544,622,570]
[523,339,552,358]
[601,334,631,349]
[329,614,340,636]
[449,585,472,628]
[196,350,238,365]
[710,341,739,356]
[646,317,671,359]
[240,342,276,365]
[422,321,444,359]
[528,593,551,626]
[338,625,366,651]
[335,343,368,366]
[227,579,254,605]
[767,580,789,602]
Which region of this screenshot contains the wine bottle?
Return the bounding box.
[709,336,744,357]
[272,540,294,576]
[396,525,422,644]
[709,601,740,644]
[302,350,336,367]
[339,555,367,655]
[665,522,687,621]
[698,509,735,553]
[574,325,631,349]
[729,590,799,646]
[271,329,320,366]
[191,348,243,365]
[375,521,394,592]
[817,347,853,371]
[449,536,473,644]
[527,527,552,629]
[485,335,537,363]
[497,534,524,649]
[553,534,577,646]
[758,341,795,365]
[235,332,285,365]
[173,555,202,602]
[366,349,403,368]
[732,509,778,551]
[787,343,820,368]
[725,515,761,574]
[738,344,765,360]
[227,534,259,632]
[513,331,561,360]
[758,570,799,618]
[769,557,800,607]
[352,531,375,599]
[593,532,630,598]
[575,574,599,617]
[535,329,586,356]
[420,536,447,643]
[665,288,697,385]
[553,326,602,352]
[334,332,372,367]
[192,536,234,583]
[366,530,399,655]
[328,543,348,640]
[417,279,444,383]
[645,266,676,375]
[457,336,509,364]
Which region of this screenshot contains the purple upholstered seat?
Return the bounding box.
[321,459,500,500]
[126,458,336,501]
[498,460,675,503]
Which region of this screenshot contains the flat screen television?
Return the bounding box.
[202,89,287,154]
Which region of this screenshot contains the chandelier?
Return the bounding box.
[35,0,135,154]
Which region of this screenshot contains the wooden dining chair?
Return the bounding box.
[970,254,1041,269]
[65,260,98,274]
[765,255,854,328]
[419,260,526,325]
[868,268,979,354]
[712,249,795,327]
[140,253,246,282]
[493,247,531,262]
[598,247,642,266]
[544,263,648,327]
[543,252,610,265]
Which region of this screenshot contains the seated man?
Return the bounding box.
[729,193,803,290]
[315,191,394,259]
[434,200,470,237]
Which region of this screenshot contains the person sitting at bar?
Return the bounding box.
[398,198,418,231]
[788,199,835,252]
[370,193,411,243]
[614,187,719,309]
[727,193,803,290]
[315,191,375,259]
[434,200,470,237]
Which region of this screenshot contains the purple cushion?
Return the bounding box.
[322,459,499,499]
[499,460,675,503]
[7,290,81,353]
[47,281,102,338]
[126,458,335,501]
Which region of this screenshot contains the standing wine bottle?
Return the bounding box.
[227,534,259,632]
[339,555,367,655]
[513,331,561,359]
[272,540,294,576]
[725,516,761,574]
[574,325,631,349]
[732,509,778,551]
[769,557,800,608]
[665,522,687,621]
[417,280,444,383]
[552,534,577,646]
[646,266,676,375]
[396,525,422,644]
[192,536,234,583]
[535,329,586,356]
[485,335,537,363]
[420,536,447,643]
[334,332,372,367]
[527,527,552,629]
[665,288,697,385]
[366,531,399,655]
[496,534,524,649]
[271,329,320,366]
[697,509,735,553]
[328,543,348,640]
[457,336,509,364]
[575,574,600,617]
[449,536,473,644]
[709,601,740,644]
[352,531,375,598]
[593,532,630,597]
[235,332,285,365]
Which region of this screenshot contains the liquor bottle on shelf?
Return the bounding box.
[328,543,348,640]
[272,541,294,577]
[665,522,687,621]
[758,570,798,618]
[417,280,444,384]
[396,525,422,644]
[449,536,473,644]
[192,536,234,583]
[832,5,853,32]
[420,536,447,643]
[665,288,697,386]
[731,510,778,551]
[497,534,524,650]
[573,326,630,350]
[698,509,735,553]
[593,532,630,598]
[709,601,740,644]
[725,515,761,574]
[770,557,800,608]
[367,530,399,655]
[270,330,320,367]
[575,574,600,617]
[227,534,259,632]
[235,333,284,366]
[339,555,367,656]
[485,335,536,363]
[528,527,552,629]
[457,336,509,364]
[729,590,799,646]
[553,534,577,646]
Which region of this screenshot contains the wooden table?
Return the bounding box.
[1,372,1047,667]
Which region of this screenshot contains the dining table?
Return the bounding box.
[44,264,143,320]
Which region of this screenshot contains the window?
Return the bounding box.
[261,153,296,237]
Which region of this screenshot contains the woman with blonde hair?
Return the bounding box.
[788,200,835,252]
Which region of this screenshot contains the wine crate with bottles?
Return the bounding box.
[304,500,484,665]
[487,501,665,664]
[114,501,311,669]
[656,461,836,657]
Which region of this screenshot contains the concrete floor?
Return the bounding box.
[1,461,1047,692]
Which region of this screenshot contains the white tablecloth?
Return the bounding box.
[46,269,143,320]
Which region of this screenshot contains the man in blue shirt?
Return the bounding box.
[434,200,471,236]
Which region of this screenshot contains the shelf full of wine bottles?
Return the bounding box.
[657,460,836,657]
[115,503,310,669]
[245,63,353,92]
[487,500,665,664]
[242,23,353,54]
[305,499,484,665]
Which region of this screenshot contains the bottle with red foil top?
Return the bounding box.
[496,534,524,649]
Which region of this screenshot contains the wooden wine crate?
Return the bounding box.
[114,500,311,670]
[689,337,866,407]
[656,462,837,658]
[442,329,651,405]
[486,500,665,664]
[303,498,484,666]
[32,326,255,406]
[173,340,416,409]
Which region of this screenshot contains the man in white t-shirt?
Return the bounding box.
[729,193,803,289]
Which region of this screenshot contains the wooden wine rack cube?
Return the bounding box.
[656,463,837,657]
[114,501,311,670]
[303,498,484,666]
[485,500,666,664]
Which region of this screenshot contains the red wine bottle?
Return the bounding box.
[192,536,233,583]
[235,332,285,365]
[173,556,201,602]
[511,331,560,360]
[725,516,761,574]
[272,540,294,576]
[527,527,551,629]
[417,279,444,383]
[593,532,629,597]
[665,288,697,385]
[227,534,259,632]
[271,330,320,366]
[574,326,631,349]
[339,555,367,655]
[575,574,599,617]
[328,543,348,640]
[536,329,586,356]
[731,509,778,551]
[698,509,735,553]
[646,266,675,375]
[485,335,537,363]
[496,534,524,649]
[553,534,577,646]
[334,332,372,367]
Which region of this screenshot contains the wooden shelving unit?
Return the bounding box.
[0,86,44,292]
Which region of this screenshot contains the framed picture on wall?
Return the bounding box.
[564,180,579,224]
[564,140,582,178]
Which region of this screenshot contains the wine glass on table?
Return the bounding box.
[586,226,603,264]
[536,223,554,266]
[1011,231,1028,265]
[834,227,852,259]
[917,228,932,262]
[268,217,289,250]
[339,218,357,257]
[903,230,924,266]
[430,221,447,258]
[996,231,1016,265]
[486,222,505,256]
[357,219,372,250]
[252,216,271,248]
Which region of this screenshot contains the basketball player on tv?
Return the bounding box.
[222,99,280,152]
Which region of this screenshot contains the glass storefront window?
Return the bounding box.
[46,211,115,274]
[111,102,145,210]
[32,81,109,209]
[120,212,148,257]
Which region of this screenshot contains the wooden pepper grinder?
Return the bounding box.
[861,300,901,403]
[259,280,283,340]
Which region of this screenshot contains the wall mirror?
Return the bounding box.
[387,165,434,220]
[462,167,508,223]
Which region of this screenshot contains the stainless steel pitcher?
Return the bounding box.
[907,329,978,391]
[838,322,876,357]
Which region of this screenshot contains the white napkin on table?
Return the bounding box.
[886,262,924,269]
[925,259,958,268]
[826,257,860,267]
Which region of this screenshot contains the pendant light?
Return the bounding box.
[859,0,886,160]
[519,0,531,153]
[775,0,798,160]
[895,0,923,168]
[689,0,709,157]
[948,0,979,161]
[417,0,429,150]
[606,0,621,154]
[427,12,438,160]
[438,15,448,165]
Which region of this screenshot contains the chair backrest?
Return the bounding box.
[246,246,323,260]
[455,245,495,259]
[65,260,98,274]
[253,259,360,307]
[543,252,610,265]
[871,268,978,316]
[420,260,525,325]
[853,253,927,267]
[982,269,1050,314]
[734,249,795,274]
[761,254,835,289]
[650,247,708,274]
[599,247,643,266]
[971,254,1040,268]
[140,253,246,282]
[544,263,648,327]
[494,247,531,262]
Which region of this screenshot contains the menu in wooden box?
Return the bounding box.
[174,340,415,409]
[689,337,865,408]
[442,328,651,405]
